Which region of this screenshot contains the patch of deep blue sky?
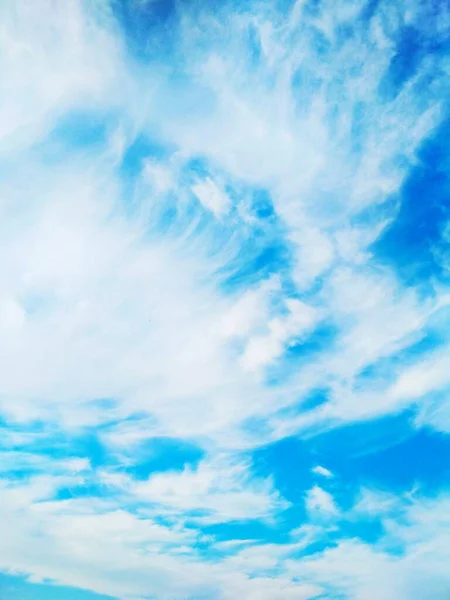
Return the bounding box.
[3,2,450,594]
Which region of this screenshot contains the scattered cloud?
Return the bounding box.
[312,465,333,478]
[1,0,450,598]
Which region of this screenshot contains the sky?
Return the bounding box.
[1,0,450,599]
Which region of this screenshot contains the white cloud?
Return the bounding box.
[0,473,307,600]
[414,390,450,433]
[292,492,450,600]
[192,177,231,218]
[130,456,289,523]
[0,0,449,598]
[305,486,339,518]
[0,0,126,155]
[352,488,399,517]
[390,351,450,401]
[290,224,335,289]
[0,0,445,441]
[241,298,318,372]
[218,276,280,339]
[143,160,176,195]
[312,466,333,478]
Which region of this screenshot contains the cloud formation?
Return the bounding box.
[1,0,450,599]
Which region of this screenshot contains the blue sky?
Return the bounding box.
[0,0,450,599]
